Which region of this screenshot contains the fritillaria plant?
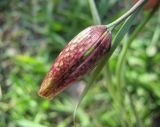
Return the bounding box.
[38,0,160,126]
[38,0,148,100]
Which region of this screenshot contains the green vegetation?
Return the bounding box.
[0,0,159,127]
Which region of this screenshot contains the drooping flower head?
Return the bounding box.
[38,25,111,100]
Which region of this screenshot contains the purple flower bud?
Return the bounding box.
[38,25,111,99]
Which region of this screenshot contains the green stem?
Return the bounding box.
[107,0,146,29]
[104,65,115,101]
[116,35,129,127]
[116,35,128,105]
[88,0,101,25]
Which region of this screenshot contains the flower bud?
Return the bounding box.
[38,25,111,99]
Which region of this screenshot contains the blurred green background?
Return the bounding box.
[0,0,160,127]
